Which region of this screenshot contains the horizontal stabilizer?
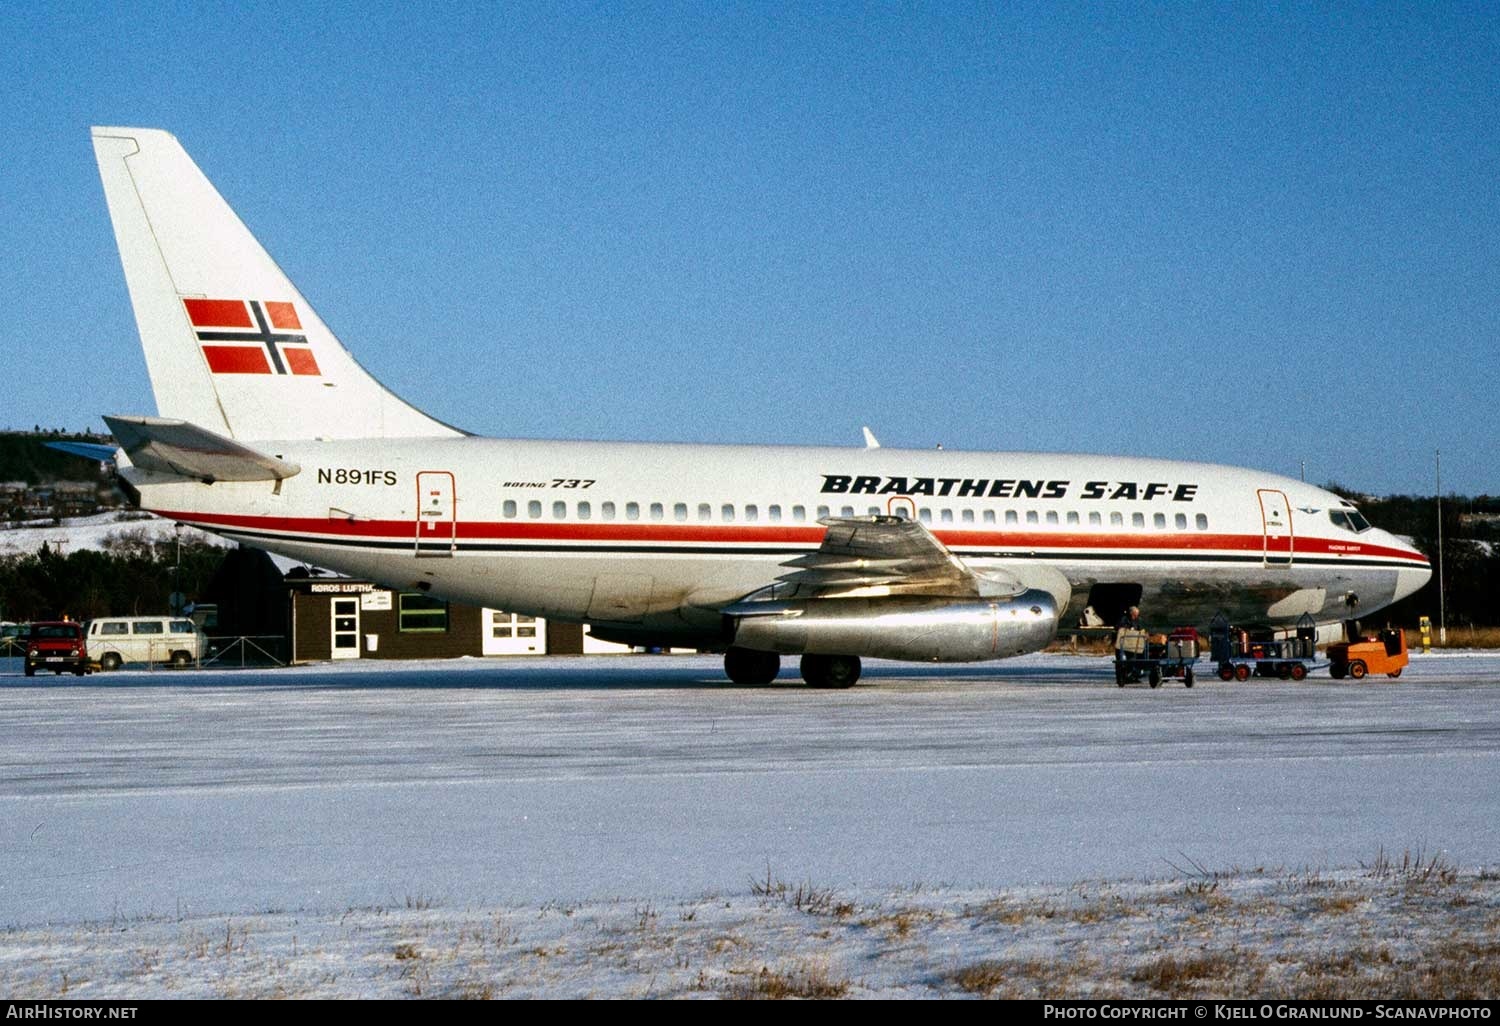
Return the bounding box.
[45,440,120,463]
[103,415,300,483]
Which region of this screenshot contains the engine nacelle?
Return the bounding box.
[731,589,1059,662]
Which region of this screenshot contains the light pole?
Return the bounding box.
[1436,449,1446,645]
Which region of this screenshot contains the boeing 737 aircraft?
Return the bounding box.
[86,127,1430,687]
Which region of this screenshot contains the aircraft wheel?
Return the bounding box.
[1217,664,1234,682]
[1388,668,1402,679]
[1234,664,1251,682]
[1289,663,1307,682]
[724,647,780,686]
[100,653,122,672]
[1148,665,1162,689]
[1348,660,1367,680]
[801,654,861,689]
[1184,666,1194,688]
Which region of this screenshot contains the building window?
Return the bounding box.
[503,500,516,518]
[399,593,449,633]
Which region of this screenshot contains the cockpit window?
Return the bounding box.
[1329,508,1371,533]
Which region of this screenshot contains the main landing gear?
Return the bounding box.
[722,647,862,689]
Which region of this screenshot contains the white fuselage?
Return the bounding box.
[123,436,1431,644]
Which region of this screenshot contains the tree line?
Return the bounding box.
[0,532,225,624]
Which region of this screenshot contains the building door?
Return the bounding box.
[415,471,456,557]
[330,597,361,659]
[1258,489,1294,567]
[482,609,545,655]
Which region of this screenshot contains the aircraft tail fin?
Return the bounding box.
[91,127,462,442]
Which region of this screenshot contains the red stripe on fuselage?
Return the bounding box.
[147,509,1430,564]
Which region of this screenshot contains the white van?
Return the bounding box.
[86,616,209,670]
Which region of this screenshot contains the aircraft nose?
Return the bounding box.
[1394,565,1431,603]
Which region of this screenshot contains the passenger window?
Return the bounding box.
[816,506,830,519]
[674,503,688,522]
[1026,510,1038,524]
[840,506,855,517]
[503,500,517,518]
[1196,514,1209,530]
[745,505,759,522]
[961,509,975,524]
[1045,511,1058,525]
[553,501,567,519]
[792,505,806,521]
[983,510,996,524]
[577,501,591,520]
[698,503,712,522]
[1110,512,1123,527]
[1089,512,1101,526]
[650,502,664,521]
[626,502,640,521]
[1175,513,1187,530]
[868,506,880,516]
[769,505,782,522]
[602,501,616,520]
[722,504,735,522]
[528,500,542,519]
[1132,512,1145,528]
[918,508,932,524]
[1005,510,1018,524]
[1153,513,1165,529]
[1066,511,1079,525]
[940,509,953,523]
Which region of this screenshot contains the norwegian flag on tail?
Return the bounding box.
[183,298,321,376]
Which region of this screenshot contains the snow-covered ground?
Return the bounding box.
[2,651,1497,997]
[0,511,228,556]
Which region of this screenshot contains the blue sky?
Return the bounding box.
[2,2,1496,495]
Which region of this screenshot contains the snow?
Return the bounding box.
[0,511,230,556]
[1,650,1498,996]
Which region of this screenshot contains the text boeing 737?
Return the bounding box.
[87,127,1430,687]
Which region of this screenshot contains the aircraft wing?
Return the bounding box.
[730,516,1027,607]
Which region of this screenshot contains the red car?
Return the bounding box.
[23,621,89,677]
